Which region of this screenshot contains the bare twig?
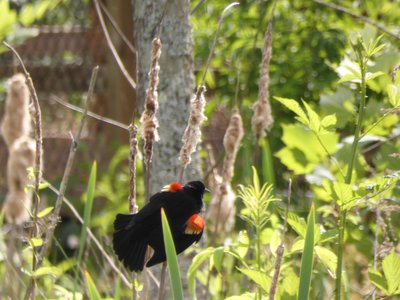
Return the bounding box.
[314,0,400,40]
[269,179,291,300]
[52,96,129,130]
[92,0,136,90]
[199,2,239,86]
[158,262,168,300]
[98,0,136,54]
[24,66,99,300]
[191,0,206,14]
[3,41,43,300]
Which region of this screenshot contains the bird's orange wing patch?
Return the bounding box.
[161,182,184,192]
[184,214,205,235]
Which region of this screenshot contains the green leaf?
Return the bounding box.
[287,212,306,238]
[332,182,356,208]
[30,237,43,248]
[318,229,338,243]
[365,71,385,82]
[298,204,315,300]
[188,247,214,298]
[274,97,309,125]
[368,269,388,294]
[213,247,224,273]
[37,206,53,218]
[315,246,337,278]
[85,271,102,300]
[32,266,62,278]
[302,100,320,133]
[388,84,400,107]
[382,250,400,295]
[320,114,337,130]
[237,268,270,293]
[224,292,255,300]
[161,208,184,300]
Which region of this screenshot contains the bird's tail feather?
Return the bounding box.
[113,213,147,272]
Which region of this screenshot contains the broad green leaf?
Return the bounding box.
[319,229,338,243]
[236,230,249,259]
[237,268,270,293]
[315,246,337,278]
[332,182,355,208]
[382,250,400,295]
[37,206,53,218]
[85,271,102,300]
[274,97,309,125]
[368,269,388,294]
[365,71,385,82]
[387,84,400,107]
[298,204,315,300]
[213,247,225,273]
[302,100,320,133]
[161,208,184,300]
[287,212,306,238]
[320,114,337,130]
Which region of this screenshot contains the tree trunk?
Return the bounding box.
[133,0,201,194]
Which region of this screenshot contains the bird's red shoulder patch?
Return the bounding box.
[161,182,184,193]
[184,214,205,235]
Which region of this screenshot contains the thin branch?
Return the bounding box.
[92,0,137,90]
[191,0,206,14]
[269,179,291,300]
[314,0,400,40]
[4,41,43,300]
[98,0,136,54]
[199,2,239,86]
[45,182,132,289]
[51,95,129,130]
[24,66,99,300]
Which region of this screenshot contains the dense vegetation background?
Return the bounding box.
[0,0,399,299]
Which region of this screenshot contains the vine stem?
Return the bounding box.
[335,45,367,300]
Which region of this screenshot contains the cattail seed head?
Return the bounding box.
[179,85,207,169]
[140,38,162,165]
[3,189,32,225]
[252,22,274,140]
[1,73,31,146]
[222,106,244,182]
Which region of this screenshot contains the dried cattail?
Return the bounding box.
[207,179,236,233]
[1,73,31,146]
[179,85,207,169]
[222,106,244,182]
[252,22,274,140]
[3,189,32,225]
[140,38,162,166]
[7,137,36,192]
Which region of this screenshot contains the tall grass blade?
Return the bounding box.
[298,204,315,300]
[84,270,102,300]
[74,161,97,298]
[161,208,184,300]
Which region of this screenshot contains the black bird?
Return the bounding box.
[113,181,206,272]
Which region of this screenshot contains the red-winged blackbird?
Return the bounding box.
[113,181,206,272]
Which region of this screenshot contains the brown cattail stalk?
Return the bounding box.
[128,124,138,214]
[1,74,31,146]
[1,74,35,224]
[209,107,244,237]
[252,21,274,141]
[179,85,207,179]
[140,38,162,201]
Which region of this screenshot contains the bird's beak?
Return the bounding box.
[204,187,210,193]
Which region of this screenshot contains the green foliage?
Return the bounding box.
[369,250,400,296]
